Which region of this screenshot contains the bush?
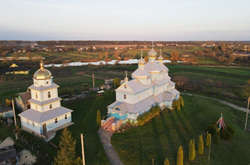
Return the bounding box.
[137,106,161,126]
[220,125,234,140]
[206,123,235,142]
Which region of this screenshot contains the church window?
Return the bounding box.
[48,91,51,98]
[49,104,52,109]
[55,118,58,123]
[65,114,68,119]
[124,94,127,99]
[46,81,49,84]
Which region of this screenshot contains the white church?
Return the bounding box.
[19,61,73,140]
[107,48,180,121]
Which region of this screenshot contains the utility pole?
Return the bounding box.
[11,99,17,128]
[81,134,86,165]
[244,96,250,130]
[12,98,18,140]
[92,73,95,89]
[151,158,154,165]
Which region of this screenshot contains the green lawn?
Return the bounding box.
[1,92,114,165]
[0,63,249,165]
[111,95,250,165]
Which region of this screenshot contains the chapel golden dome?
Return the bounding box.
[148,48,157,57]
[33,61,52,80]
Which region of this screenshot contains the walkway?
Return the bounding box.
[98,128,124,165]
[183,93,248,112]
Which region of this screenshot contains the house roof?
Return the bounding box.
[29,97,61,106]
[0,106,12,113]
[132,61,168,77]
[0,148,16,162]
[108,90,178,114]
[18,107,72,123]
[18,91,31,104]
[116,79,151,94]
[29,83,59,91]
[132,68,150,78]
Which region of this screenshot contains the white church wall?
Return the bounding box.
[34,79,52,87]
[42,101,61,111]
[46,113,72,132]
[40,88,58,101]
[21,118,42,134]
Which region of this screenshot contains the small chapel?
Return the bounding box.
[18,61,73,140]
[107,48,180,122]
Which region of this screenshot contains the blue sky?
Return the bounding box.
[1,0,250,41]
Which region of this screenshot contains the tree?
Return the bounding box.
[198,134,204,155]
[170,51,179,63]
[164,157,170,165]
[5,98,11,106]
[177,145,183,165]
[96,110,101,128]
[206,133,212,147]
[179,96,184,108]
[189,139,196,161]
[54,128,81,165]
[206,133,212,161]
[113,78,121,88]
[227,54,236,65]
[177,100,181,112]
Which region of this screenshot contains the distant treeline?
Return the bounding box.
[1,40,250,47]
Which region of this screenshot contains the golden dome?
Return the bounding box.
[33,61,52,80]
[148,48,157,57]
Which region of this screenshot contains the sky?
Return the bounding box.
[0,0,250,41]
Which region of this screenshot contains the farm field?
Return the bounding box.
[111,95,250,165]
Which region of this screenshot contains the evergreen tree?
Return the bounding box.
[189,139,196,161]
[206,133,212,147]
[54,128,82,165]
[180,96,184,108]
[177,145,183,165]
[96,110,101,127]
[198,134,204,155]
[113,78,121,88]
[177,100,181,111]
[164,157,170,165]
[192,139,196,159]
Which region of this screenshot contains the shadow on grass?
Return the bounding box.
[151,118,164,165]
[176,109,195,135]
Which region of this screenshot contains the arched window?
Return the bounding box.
[65,114,68,119]
[124,94,127,99]
[48,91,51,98]
[49,104,52,109]
[55,118,58,123]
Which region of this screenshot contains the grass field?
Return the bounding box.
[111,95,250,165]
[1,92,114,165]
[0,63,249,165]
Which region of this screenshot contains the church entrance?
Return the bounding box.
[42,123,47,137]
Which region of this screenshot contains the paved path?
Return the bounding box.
[98,128,124,165]
[183,93,248,112]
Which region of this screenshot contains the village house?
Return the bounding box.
[0,106,13,118]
